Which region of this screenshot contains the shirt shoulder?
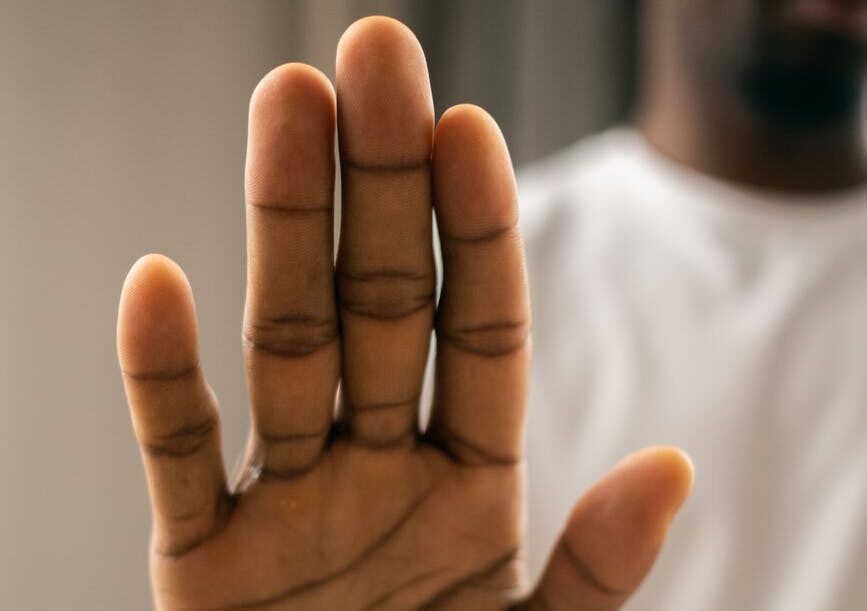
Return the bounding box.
[516,127,643,245]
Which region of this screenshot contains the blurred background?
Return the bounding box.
[0,1,636,608]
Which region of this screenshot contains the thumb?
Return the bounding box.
[517,446,694,611]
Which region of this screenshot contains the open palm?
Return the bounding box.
[117,17,693,611]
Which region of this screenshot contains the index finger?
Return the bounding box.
[427,105,530,466]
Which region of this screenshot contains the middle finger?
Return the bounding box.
[334,17,436,448]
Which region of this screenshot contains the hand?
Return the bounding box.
[117,16,693,611]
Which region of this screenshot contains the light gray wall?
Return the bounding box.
[0,1,631,608]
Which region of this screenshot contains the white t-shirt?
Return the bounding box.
[518,128,867,611]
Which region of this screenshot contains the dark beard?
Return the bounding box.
[738,28,864,130]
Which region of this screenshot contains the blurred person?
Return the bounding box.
[115,2,866,611]
[522,1,867,609]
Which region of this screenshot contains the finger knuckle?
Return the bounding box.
[140,415,217,459]
[437,319,530,357]
[243,313,338,358]
[337,269,435,320]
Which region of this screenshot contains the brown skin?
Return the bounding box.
[118,17,693,611]
[638,0,867,192]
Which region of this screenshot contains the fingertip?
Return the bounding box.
[433,104,517,238]
[558,446,696,595]
[435,104,504,146]
[336,16,433,165]
[337,15,421,58]
[252,62,335,105]
[433,104,511,175]
[117,254,199,377]
[246,62,336,206]
[120,254,192,314]
[614,446,695,513]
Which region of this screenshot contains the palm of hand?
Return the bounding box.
[154,447,521,609]
[118,16,692,611]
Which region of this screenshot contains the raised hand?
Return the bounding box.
[117,17,693,611]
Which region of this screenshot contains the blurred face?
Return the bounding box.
[675,0,867,129]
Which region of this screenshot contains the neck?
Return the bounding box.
[637,82,867,194]
[635,12,867,194]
